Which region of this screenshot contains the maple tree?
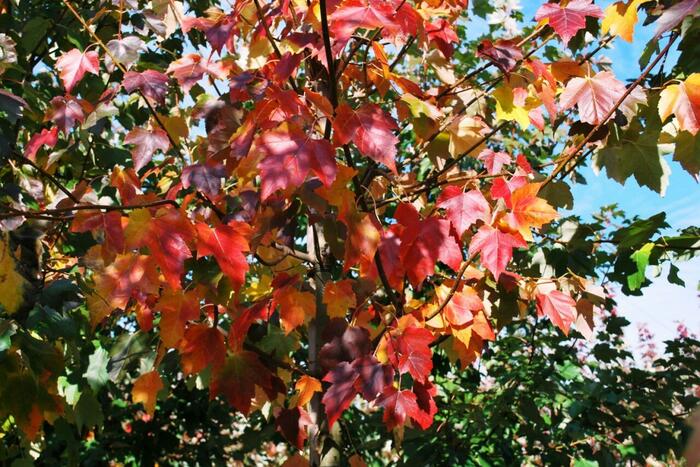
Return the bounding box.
[1,0,700,464]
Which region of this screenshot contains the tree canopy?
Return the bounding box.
[0,0,699,465]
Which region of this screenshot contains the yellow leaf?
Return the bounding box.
[659,73,700,135]
[447,116,488,158]
[602,0,644,43]
[157,114,188,145]
[0,232,28,314]
[493,84,533,129]
[132,370,164,415]
[294,375,322,407]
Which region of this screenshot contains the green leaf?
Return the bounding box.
[74,392,104,432]
[84,346,110,392]
[612,213,668,249]
[20,17,51,52]
[573,459,599,467]
[595,132,670,195]
[668,263,685,286]
[673,131,700,178]
[627,243,654,290]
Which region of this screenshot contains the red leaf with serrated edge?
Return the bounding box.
[535,0,604,44]
[124,127,170,172]
[375,387,421,431]
[55,48,100,94]
[437,186,491,238]
[71,210,125,253]
[276,407,312,449]
[476,39,523,75]
[329,0,396,43]
[334,103,398,173]
[558,71,629,125]
[319,321,371,370]
[536,289,577,335]
[195,221,251,290]
[397,203,462,287]
[182,162,226,197]
[179,324,226,375]
[352,356,394,400]
[478,149,512,175]
[210,351,274,414]
[425,19,459,59]
[387,326,433,383]
[258,126,337,200]
[412,380,438,430]
[49,96,86,134]
[24,127,58,161]
[322,361,359,428]
[166,53,227,92]
[272,286,316,334]
[468,225,527,280]
[125,208,195,289]
[501,182,558,242]
[339,204,381,271]
[123,70,169,104]
[229,300,271,351]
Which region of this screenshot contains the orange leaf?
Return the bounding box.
[179,324,226,374]
[132,371,164,416]
[294,375,322,407]
[323,280,357,319]
[273,286,316,334]
[501,182,558,241]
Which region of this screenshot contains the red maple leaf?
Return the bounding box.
[535,0,604,44]
[536,289,577,335]
[322,361,360,428]
[258,125,337,200]
[559,71,629,125]
[333,103,399,173]
[24,127,59,161]
[71,210,125,253]
[179,324,226,375]
[375,386,421,430]
[476,39,523,75]
[387,326,434,383]
[124,128,170,172]
[396,203,462,287]
[195,221,251,290]
[478,149,512,175]
[210,350,276,414]
[437,185,491,238]
[412,380,438,429]
[468,224,527,280]
[49,96,86,134]
[329,0,396,43]
[275,407,313,449]
[55,48,100,94]
[123,70,169,104]
[166,53,227,92]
